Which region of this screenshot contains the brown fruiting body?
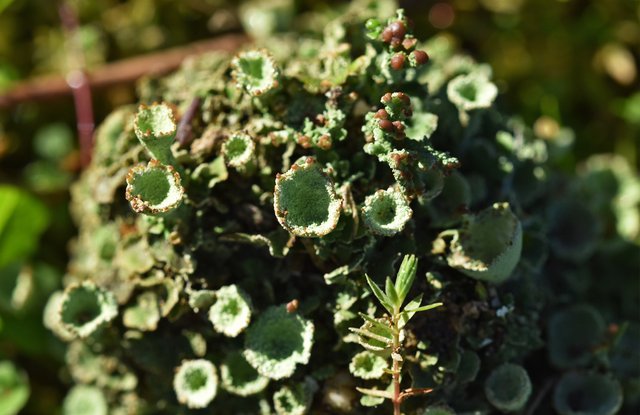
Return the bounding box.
[413,50,429,65]
[390,53,406,70]
[379,119,394,131]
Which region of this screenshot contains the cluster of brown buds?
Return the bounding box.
[380,20,429,70]
[374,92,413,139]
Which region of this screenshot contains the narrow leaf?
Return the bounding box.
[399,294,423,329]
[358,313,395,336]
[385,277,400,310]
[349,328,393,344]
[365,274,393,314]
[404,302,443,314]
[356,387,394,399]
[395,255,418,305]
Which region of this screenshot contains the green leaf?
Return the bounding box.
[349,327,393,345]
[357,313,395,336]
[399,294,422,329]
[0,361,30,415]
[0,186,49,268]
[404,302,443,314]
[356,387,393,399]
[0,0,15,14]
[365,274,393,314]
[385,277,400,310]
[400,301,443,328]
[395,254,418,306]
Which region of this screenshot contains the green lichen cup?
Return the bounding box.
[274,157,342,237]
[125,160,184,216]
[447,202,522,283]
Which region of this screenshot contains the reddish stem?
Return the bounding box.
[392,316,401,415]
[59,2,94,167]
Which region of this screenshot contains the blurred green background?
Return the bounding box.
[0,0,637,413]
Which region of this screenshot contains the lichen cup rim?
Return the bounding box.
[447,202,522,283]
[273,157,342,238]
[125,159,185,215]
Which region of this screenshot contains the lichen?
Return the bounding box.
[243,305,314,380]
[173,359,218,409]
[44,2,639,414]
[273,157,342,237]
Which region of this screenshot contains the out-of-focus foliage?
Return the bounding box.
[405,0,639,165]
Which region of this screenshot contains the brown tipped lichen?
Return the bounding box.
[125,159,184,215]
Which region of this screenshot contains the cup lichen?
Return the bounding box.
[273,157,342,237]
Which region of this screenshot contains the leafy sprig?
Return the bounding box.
[350,255,442,415]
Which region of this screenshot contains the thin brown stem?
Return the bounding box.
[59,2,94,167]
[0,34,247,109]
[392,316,401,415]
[398,387,434,402]
[525,377,555,415]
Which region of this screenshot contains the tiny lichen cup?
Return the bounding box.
[219,352,269,397]
[125,160,184,216]
[361,188,412,236]
[553,372,623,415]
[274,157,342,237]
[547,304,605,369]
[208,285,253,338]
[173,359,218,409]
[133,103,177,165]
[484,363,532,412]
[447,202,522,283]
[59,282,118,339]
[243,305,314,380]
[231,49,281,97]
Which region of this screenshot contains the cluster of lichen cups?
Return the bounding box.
[44,2,639,415]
